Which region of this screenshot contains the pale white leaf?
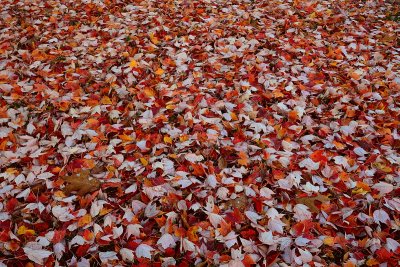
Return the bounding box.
[126,224,142,238]
[372,182,394,195]
[135,244,154,259]
[298,248,312,263]
[23,247,52,265]
[184,153,204,163]
[386,238,400,252]
[99,251,118,263]
[37,172,54,180]
[259,231,275,245]
[299,158,320,171]
[182,238,196,252]
[373,209,390,224]
[125,183,137,194]
[120,248,135,262]
[293,204,312,221]
[245,211,262,222]
[354,147,368,156]
[157,233,176,249]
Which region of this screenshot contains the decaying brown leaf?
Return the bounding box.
[62,170,101,196]
[226,194,248,211]
[218,157,227,169]
[295,194,330,213]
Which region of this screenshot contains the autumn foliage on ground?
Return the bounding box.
[0,0,399,266]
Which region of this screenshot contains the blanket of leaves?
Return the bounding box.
[0,0,399,266]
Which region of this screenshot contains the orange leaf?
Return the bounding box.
[310,150,327,163]
[366,258,379,266]
[144,87,155,97]
[343,262,356,267]
[17,225,35,236]
[140,158,148,166]
[78,214,92,227]
[83,229,94,241]
[101,96,112,105]
[191,163,206,176]
[187,226,199,242]
[333,140,345,150]
[155,68,164,75]
[237,151,249,166]
[323,236,335,246]
[243,254,256,266]
[230,112,238,121]
[129,59,138,68]
[58,101,70,111]
[149,32,159,45]
[288,110,298,121]
[163,136,172,144]
[218,220,231,237]
[118,134,134,142]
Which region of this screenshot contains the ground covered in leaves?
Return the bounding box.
[0,0,400,266]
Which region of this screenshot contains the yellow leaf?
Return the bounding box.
[352,188,369,195]
[106,166,115,172]
[166,105,175,110]
[144,87,155,97]
[118,134,134,142]
[100,207,113,216]
[169,153,178,159]
[78,214,92,227]
[149,32,159,45]
[5,168,18,174]
[101,96,112,105]
[180,134,188,142]
[323,236,335,246]
[164,136,172,144]
[140,158,148,166]
[372,162,392,173]
[230,112,238,121]
[54,190,66,198]
[352,181,370,195]
[17,225,35,236]
[366,258,379,266]
[129,59,138,68]
[237,151,249,166]
[155,68,164,75]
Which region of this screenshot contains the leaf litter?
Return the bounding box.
[0,0,399,266]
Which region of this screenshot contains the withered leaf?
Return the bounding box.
[62,170,101,196]
[218,157,227,169]
[226,194,247,211]
[295,194,330,213]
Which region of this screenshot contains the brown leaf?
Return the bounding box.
[226,195,247,211]
[218,157,227,169]
[62,170,100,196]
[295,194,330,213]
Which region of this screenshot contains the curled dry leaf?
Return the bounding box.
[61,170,100,196]
[226,194,248,211]
[295,194,330,213]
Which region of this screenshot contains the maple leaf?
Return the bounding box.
[237,151,249,166]
[61,170,100,196]
[129,59,138,68]
[295,194,330,213]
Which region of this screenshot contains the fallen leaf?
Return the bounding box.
[295,194,330,213]
[61,170,100,196]
[129,59,138,68]
[155,68,164,75]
